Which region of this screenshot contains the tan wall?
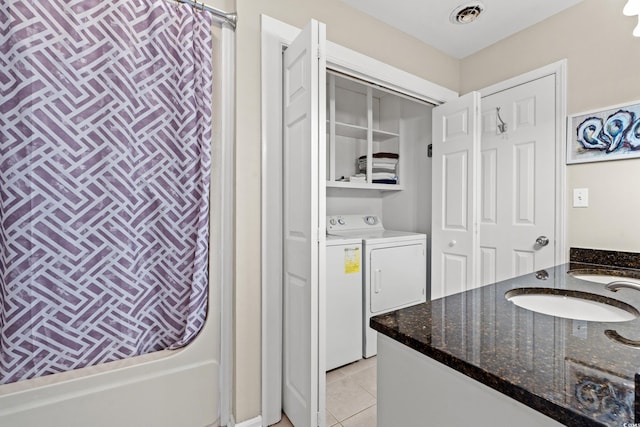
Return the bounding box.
[232,0,459,422]
[460,0,640,253]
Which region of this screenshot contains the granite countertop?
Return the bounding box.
[370,262,640,427]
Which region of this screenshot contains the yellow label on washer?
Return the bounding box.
[344,247,360,274]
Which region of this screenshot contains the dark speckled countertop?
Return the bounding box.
[371,261,640,427]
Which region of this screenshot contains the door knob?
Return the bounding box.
[535,236,549,247]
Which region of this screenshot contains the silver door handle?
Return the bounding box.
[535,236,549,247]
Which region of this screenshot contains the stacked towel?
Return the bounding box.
[349,173,366,183]
[370,172,396,180]
[357,152,399,184]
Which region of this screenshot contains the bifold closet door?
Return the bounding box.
[282,19,327,427]
[431,92,481,300]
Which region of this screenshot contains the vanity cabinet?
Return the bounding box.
[326,71,403,190]
[377,334,564,427]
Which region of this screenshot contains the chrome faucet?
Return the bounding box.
[605,280,640,292]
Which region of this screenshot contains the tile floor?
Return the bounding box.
[270,357,377,427]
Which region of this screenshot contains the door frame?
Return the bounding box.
[260,14,457,426]
[478,60,568,268]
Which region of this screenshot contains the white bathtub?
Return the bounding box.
[0,323,219,427]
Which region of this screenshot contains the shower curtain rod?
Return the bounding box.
[176,0,237,29]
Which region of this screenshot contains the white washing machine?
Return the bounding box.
[327,214,427,358]
[325,235,363,371]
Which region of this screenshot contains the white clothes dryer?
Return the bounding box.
[327,215,427,358]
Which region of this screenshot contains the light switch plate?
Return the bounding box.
[573,188,589,208]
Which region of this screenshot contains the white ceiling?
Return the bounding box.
[340,0,584,58]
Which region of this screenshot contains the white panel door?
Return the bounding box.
[282,19,326,427]
[431,92,480,299]
[479,75,555,285]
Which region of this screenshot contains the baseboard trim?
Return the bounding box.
[233,415,263,427]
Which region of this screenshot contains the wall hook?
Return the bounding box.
[496,107,508,134]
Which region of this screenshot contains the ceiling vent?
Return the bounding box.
[450,2,485,25]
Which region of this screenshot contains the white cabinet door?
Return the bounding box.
[431,92,480,300]
[282,19,326,427]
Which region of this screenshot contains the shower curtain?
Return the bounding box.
[0,0,212,385]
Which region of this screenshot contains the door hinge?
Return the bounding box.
[316,40,326,59]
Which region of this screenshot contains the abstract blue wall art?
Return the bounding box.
[567,100,640,164]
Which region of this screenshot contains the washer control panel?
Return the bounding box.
[327,214,383,233]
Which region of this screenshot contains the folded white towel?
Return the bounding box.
[371,163,396,170]
[358,157,398,165]
[358,159,397,166]
[371,172,397,180]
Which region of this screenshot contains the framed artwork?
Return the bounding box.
[564,358,634,423]
[567,100,640,164]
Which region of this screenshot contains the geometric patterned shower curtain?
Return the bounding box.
[0,0,212,385]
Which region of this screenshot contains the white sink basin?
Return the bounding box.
[569,273,640,285]
[505,288,639,322]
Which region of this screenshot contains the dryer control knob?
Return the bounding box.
[329,218,337,226]
[337,218,345,225]
[364,216,377,225]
